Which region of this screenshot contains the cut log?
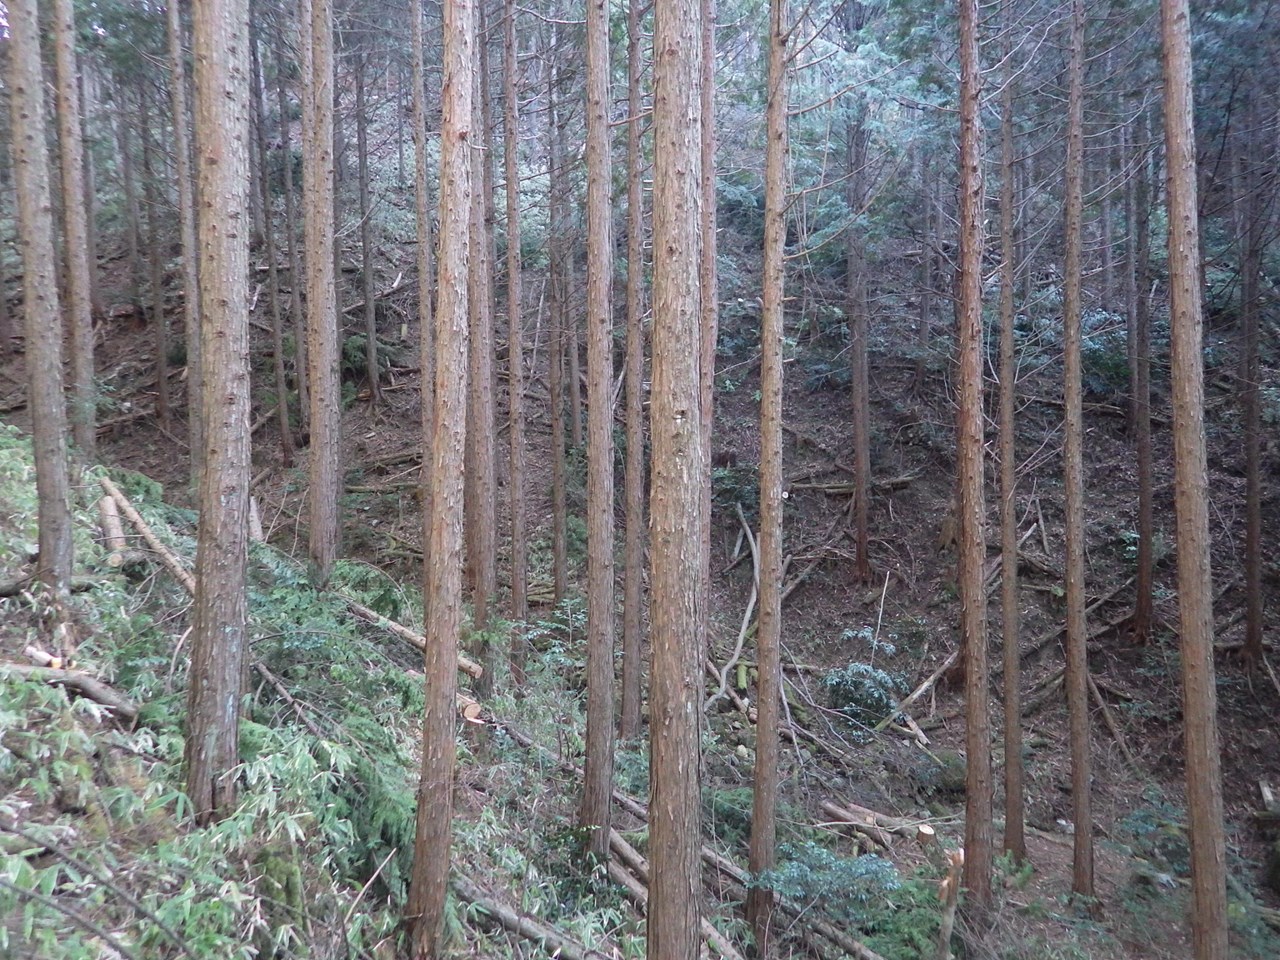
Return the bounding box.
[100,476,196,593]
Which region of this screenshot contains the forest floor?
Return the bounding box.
[2,243,1279,958]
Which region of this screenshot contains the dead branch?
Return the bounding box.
[342,597,483,679]
[452,874,612,960]
[1088,672,1138,769]
[100,476,196,593]
[0,664,138,721]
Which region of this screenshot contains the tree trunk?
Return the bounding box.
[504,0,527,682]
[698,0,718,656]
[52,0,95,461]
[356,53,381,407]
[649,0,705,956]
[1132,109,1154,646]
[9,0,74,618]
[956,0,991,914]
[139,91,171,432]
[276,31,309,434]
[1062,0,1095,902]
[411,0,435,600]
[187,0,251,826]
[997,1,1024,865]
[548,50,569,604]
[747,0,787,948]
[847,109,871,583]
[619,0,649,743]
[304,0,342,586]
[116,87,143,309]
[408,0,472,952]
[1162,1,1229,954]
[167,0,204,474]
[465,3,497,672]
[80,68,104,325]
[580,0,617,859]
[253,28,295,467]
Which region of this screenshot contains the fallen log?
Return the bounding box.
[342,597,483,679]
[100,476,196,593]
[0,663,138,721]
[452,874,612,960]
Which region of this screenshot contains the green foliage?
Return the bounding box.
[752,842,900,925]
[821,660,905,736]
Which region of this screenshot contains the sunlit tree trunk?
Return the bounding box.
[304,0,342,585]
[10,0,74,622]
[580,0,617,859]
[747,0,787,947]
[187,0,251,825]
[408,0,472,953]
[411,0,435,597]
[619,0,649,743]
[1162,0,1228,954]
[697,0,718,648]
[956,0,991,914]
[52,0,95,461]
[649,0,705,955]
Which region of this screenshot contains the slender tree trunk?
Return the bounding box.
[140,92,171,432]
[276,32,309,433]
[10,0,74,619]
[1162,1,1228,954]
[304,0,342,585]
[914,160,932,392]
[568,298,584,448]
[356,54,381,407]
[411,0,435,595]
[619,0,649,743]
[1237,101,1264,668]
[80,68,104,324]
[187,0,251,825]
[548,53,569,604]
[168,0,204,473]
[649,0,705,956]
[408,0,472,951]
[956,0,991,914]
[747,0,787,947]
[52,0,95,461]
[998,3,1024,865]
[580,0,617,859]
[465,2,497,669]
[847,110,871,582]
[117,88,143,309]
[1125,115,1139,439]
[254,29,295,467]
[1132,110,1154,646]
[504,0,527,681]
[1062,0,1095,902]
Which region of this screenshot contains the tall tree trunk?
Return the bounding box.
[697,0,718,653]
[1124,114,1138,439]
[465,1,497,675]
[1162,1,1228,954]
[408,0,472,951]
[140,91,171,432]
[1237,99,1264,668]
[649,0,705,956]
[304,0,342,585]
[548,49,569,604]
[580,0,617,859]
[997,1,1024,865]
[567,297,584,448]
[956,0,991,914]
[52,0,95,461]
[253,28,295,468]
[167,0,204,474]
[276,31,309,433]
[187,0,251,825]
[1062,0,1095,902]
[80,68,104,324]
[747,0,787,947]
[1132,109,1154,646]
[356,53,381,407]
[10,0,74,622]
[504,0,527,681]
[847,109,871,582]
[619,0,649,743]
[411,0,435,598]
